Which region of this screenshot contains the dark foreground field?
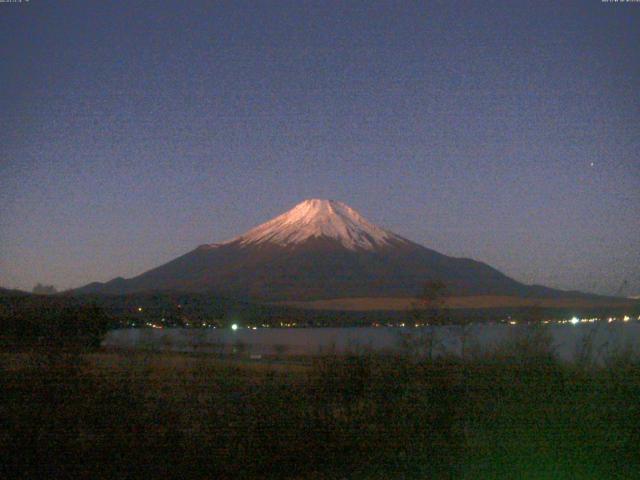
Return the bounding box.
[2,344,640,479]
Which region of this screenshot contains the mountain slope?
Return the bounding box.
[75,199,604,303]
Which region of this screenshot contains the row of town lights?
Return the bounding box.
[135,308,638,329]
[230,316,638,329]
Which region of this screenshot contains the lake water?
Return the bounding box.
[103,322,640,363]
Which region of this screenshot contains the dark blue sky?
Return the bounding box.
[1,0,638,296]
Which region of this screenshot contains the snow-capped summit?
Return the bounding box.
[226,199,406,251]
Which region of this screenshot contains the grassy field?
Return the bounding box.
[2,339,640,479]
[276,295,637,311]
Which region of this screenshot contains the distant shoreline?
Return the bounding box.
[275,295,637,311]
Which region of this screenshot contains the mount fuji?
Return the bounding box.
[75,199,616,307]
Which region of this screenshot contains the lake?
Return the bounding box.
[103,321,640,363]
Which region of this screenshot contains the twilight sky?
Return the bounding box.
[1,0,638,296]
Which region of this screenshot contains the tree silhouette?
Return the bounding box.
[418,280,448,326]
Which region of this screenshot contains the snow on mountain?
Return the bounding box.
[223,199,407,251]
